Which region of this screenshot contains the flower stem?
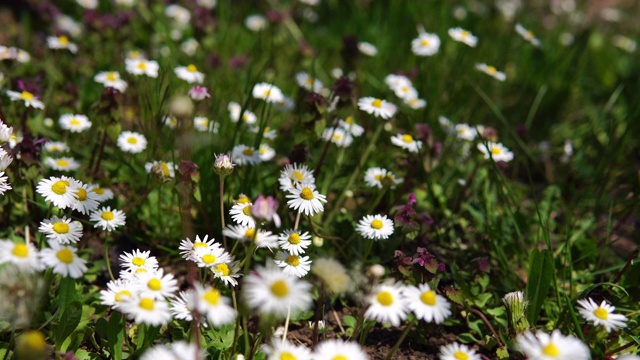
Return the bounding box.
[220,175,228,249]
[282,305,291,345]
[384,318,416,360]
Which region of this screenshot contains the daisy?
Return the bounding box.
[243,264,312,317]
[135,268,179,299]
[44,141,69,153]
[100,279,135,310]
[140,341,204,360]
[338,116,365,137]
[390,133,423,153]
[357,42,378,56]
[392,84,418,101]
[163,115,178,128]
[357,97,397,119]
[125,58,159,78]
[439,116,455,133]
[36,176,77,209]
[94,71,128,92]
[245,14,268,31]
[0,149,12,171]
[0,119,13,143]
[170,291,194,321]
[439,343,481,360]
[228,102,257,124]
[8,132,23,148]
[188,86,210,101]
[46,35,78,53]
[5,90,45,109]
[120,296,172,327]
[191,283,237,327]
[403,284,451,323]
[165,4,191,28]
[296,72,323,92]
[364,167,403,189]
[145,161,176,179]
[517,330,590,360]
[59,114,92,132]
[385,74,413,91]
[193,116,218,132]
[404,97,427,110]
[277,229,312,255]
[212,260,243,287]
[322,128,354,147]
[252,82,285,103]
[44,157,80,171]
[0,239,43,273]
[455,124,478,141]
[40,241,87,278]
[222,225,279,250]
[119,249,159,272]
[286,182,327,216]
[314,339,368,360]
[117,131,147,153]
[264,339,312,360]
[576,298,628,333]
[477,142,514,162]
[274,251,312,278]
[278,163,315,192]
[515,23,541,47]
[38,216,83,244]
[411,32,440,56]
[231,144,261,166]
[174,64,204,83]
[250,126,277,140]
[356,214,394,240]
[365,284,408,326]
[190,246,231,269]
[0,172,11,195]
[178,234,219,260]
[259,144,276,161]
[448,27,478,47]
[76,0,98,9]
[90,206,126,231]
[229,202,256,227]
[88,184,114,202]
[475,63,507,81]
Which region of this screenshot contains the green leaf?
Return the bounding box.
[54,301,82,348]
[107,313,124,360]
[474,293,493,308]
[58,277,79,311]
[526,249,554,325]
[342,315,356,328]
[496,347,510,359]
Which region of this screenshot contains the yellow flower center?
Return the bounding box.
[139,297,155,311]
[242,148,254,156]
[56,159,69,167]
[454,351,469,360]
[107,72,117,82]
[491,146,501,155]
[12,243,29,258]
[333,356,348,360]
[409,98,418,105]
[132,257,145,266]
[147,278,162,291]
[76,188,87,201]
[193,242,208,249]
[93,187,105,195]
[542,343,559,357]
[51,180,69,195]
[263,89,271,97]
[187,64,197,72]
[137,61,147,70]
[204,289,221,305]
[421,39,429,47]
[332,133,343,141]
[306,78,315,86]
[237,195,251,204]
[53,221,69,234]
[345,116,354,124]
[527,30,534,38]
[135,268,148,273]
[486,66,497,74]
[21,91,34,100]
[371,99,382,108]
[101,211,115,221]
[215,263,230,276]
[288,232,301,244]
[300,187,314,200]
[286,255,300,266]
[259,147,266,154]
[56,248,74,264]
[245,228,255,239]
[293,170,304,181]
[157,163,170,177]
[420,290,437,306]
[202,254,217,264]
[377,290,393,306]
[127,137,138,144]
[115,289,131,302]
[70,118,81,126]
[402,134,414,143]
[242,205,252,216]
[270,280,289,298]
[371,219,383,229]
[280,352,296,360]
[59,36,69,45]
[461,30,469,38]
[594,307,609,320]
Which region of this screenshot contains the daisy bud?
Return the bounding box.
[502,291,530,334]
[251,195,281,227]
[213,153,235,176]
[169,95,194,118]
[367,264,386,279]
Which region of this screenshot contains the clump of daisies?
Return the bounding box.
[384,74,427,110]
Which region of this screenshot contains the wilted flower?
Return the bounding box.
[503,291,530,334]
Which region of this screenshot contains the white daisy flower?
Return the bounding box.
[100,279,134,310]
[228,102,257,124]
[258,144,276,162]
[365,284,408,326]
[222,225,279,250]
[263,339,312,360]
[243,264,313,318]
[117,131,147,154]
[448,27,478,47]
[439,342,481,360]
[515,23,541,47]
[36,176,77,209]
[252,82,285,103]
[0,119,13,143]
[411,32,440,56]
[296,72,323,92]
[0,149,12,171]
[178,235,219,260]
[119,249,159,272]
[277,229,312,255]
[140,341,204,360]
[44,157,80,171]
[576,298,628,333]
[5,90,45,109]
[313,339,368,360]
[125,58,159,78]
[250,125,277,139]
[212,259,243,287]
[40,241,87,278]
[169,291,194,321]
[403,284,451,323]
[174,64,205,83]
[477,142,514,162]
[191,283,237,327]
[0,240,43,273]
[385,74,413,91]
[163,115,178,128]
[364,167,403,189]
[229,202,256,227]
[59,114,92,133]
[90,206,126,231]
[404,97,427,110]
[0,172,11,195]
[120,296,172,326]
[144,161,176,179]
[475,63,507,81]
[165,4,191,28]
[38,216,83,244]
[322,127,354,147]
[356,214,394,240]
[278,163,315,192]
[338,116,365,137]
[76,0,97,9]
[357,41,378,56]
[193,116,218,132]
[190,246,231,269]
[44,141,69,153]
[392,84,418,101]
[245,14,268,31]
[516,330,590,360]
[135,268,179,299]
[231,144,261,166]
[47,35,78,53]
[274,251,312,278]
[390,133,422,153]
[455,123,478,141]
[286,182,327,216]
[357,97,397,119]
[71,181,99,214]
[8,132,23,148]
[88,184,114,202]
[94,71,128,92]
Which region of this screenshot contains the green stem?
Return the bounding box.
[384,318,416,360]
[220,175,228,249]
